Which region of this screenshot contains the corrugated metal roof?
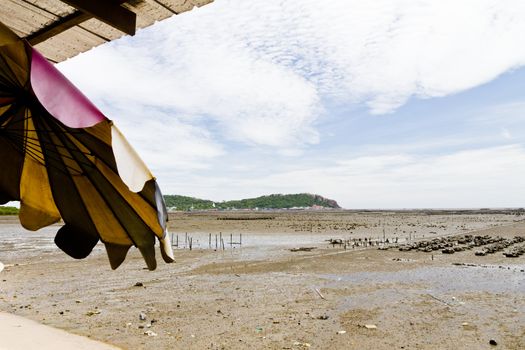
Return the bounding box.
[0,0,213,62]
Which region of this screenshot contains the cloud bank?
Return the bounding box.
[56,0,525,207]
[60,0,525,148]
[170,145,525,208]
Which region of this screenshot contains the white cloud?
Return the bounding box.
[175,145,525,208]
[59,0,525,147]
[501,128,512,140]
[98,101,224,172]
[474,101,525,123]
[53,0,525,206]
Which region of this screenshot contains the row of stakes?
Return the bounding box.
[168,231,424,251]
[170,232,243,250]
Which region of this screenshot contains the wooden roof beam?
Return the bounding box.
[60,0,136,35]
[26,12,92,46]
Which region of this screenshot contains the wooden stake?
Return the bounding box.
[314,288,326,300]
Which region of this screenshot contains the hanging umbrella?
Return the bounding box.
[0,22,174,270]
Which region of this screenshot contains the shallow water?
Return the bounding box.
[324,264,525,295]
[0,224,342,264]
[169,231,339,249]
[0,224,57,257]
[322,265,525,321]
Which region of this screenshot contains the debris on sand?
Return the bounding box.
[290,247,316,252]
[503,244,525,258]
[397,235,525,257]
[427,293,453,306]
[86,310,101,316]
[144,330,157,337]
[337,330,346,334]
[327,238,343,245]
[139,313,147,321]
[293,341,311,348]
[313,288,326,300]
[364,324,377,329]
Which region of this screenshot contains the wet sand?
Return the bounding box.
[0,211,524,349]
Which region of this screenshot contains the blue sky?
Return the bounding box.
[58,0,525,208]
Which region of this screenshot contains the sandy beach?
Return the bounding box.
[0,210,524,349]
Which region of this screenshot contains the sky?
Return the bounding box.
[57,0,525,209]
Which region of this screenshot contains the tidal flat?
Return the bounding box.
[0,210,524,349]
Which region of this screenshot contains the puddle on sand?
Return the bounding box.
[324,264,525,294]
[324,265,525,313]
[171,231,339,249]
[0,224,58,259]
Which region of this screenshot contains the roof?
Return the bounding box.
[0,0,213,63]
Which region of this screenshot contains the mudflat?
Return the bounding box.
[0,210,524,349]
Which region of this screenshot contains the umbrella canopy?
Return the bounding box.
[0,21,174,270]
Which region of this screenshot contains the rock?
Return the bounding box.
[144,330,157,337]
[337,330,346,334]
[86,310,101,316]
[489,339,497,346]
[364,324,377,329]
[134,282,144,287]
[317,315,329,320]
[293,341,311,348]
[139,312,147,321]
[290,247,316,252]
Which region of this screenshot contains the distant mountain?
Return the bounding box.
[0,206,19,215]
[163,195,214,211]
[163,193,341,211]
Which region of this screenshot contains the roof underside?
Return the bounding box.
[0,0,213,62]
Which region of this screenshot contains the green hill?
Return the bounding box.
[0,206,19,215]
[163,195,215,211]
[163,193,341,211]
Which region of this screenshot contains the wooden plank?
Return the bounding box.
[26,11,91,45]
[60,0,136,35]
